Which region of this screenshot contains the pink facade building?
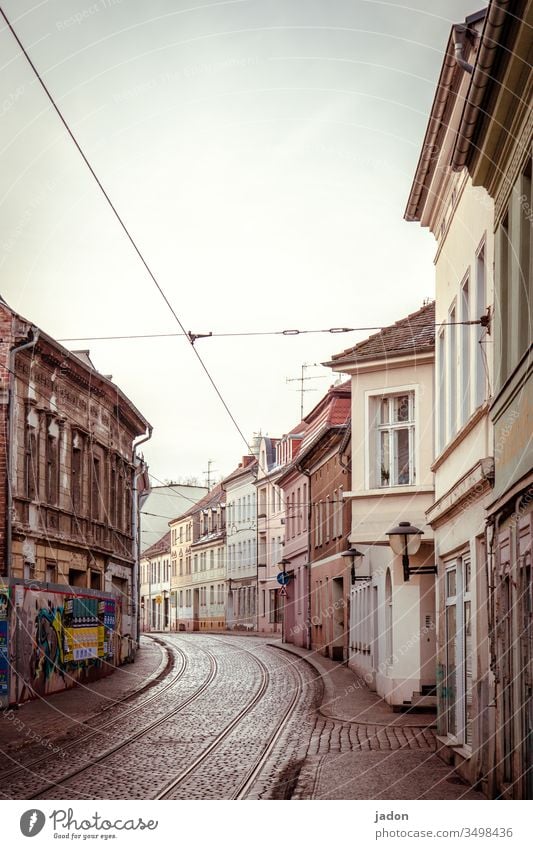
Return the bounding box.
[279,383,351,656]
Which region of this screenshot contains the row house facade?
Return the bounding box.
[278,383,351,657]
[223,456,258,630]
[169,504,194,630]
[406,0,532,799]
[140,531,171,631]
[328,303,438,709]
[256,428,304,635]
[169,484,226,631]
[405,7,495,794]
[0,297,151,705]
[140,483,207,554]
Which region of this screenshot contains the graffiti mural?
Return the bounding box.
[16,585,118,702]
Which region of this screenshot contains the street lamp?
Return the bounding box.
[341,546,369,583]
[386,521,436,582]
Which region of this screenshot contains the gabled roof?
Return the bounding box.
[297,383,350,460]
[277,382,351,484]
[169,482,224,524]
[142,530,171,559]
[404,9,486,222]
[222,456,258,488]
[327,302,435,367]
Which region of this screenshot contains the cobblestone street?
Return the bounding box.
[0,635,321,800]
[0,634,487,801]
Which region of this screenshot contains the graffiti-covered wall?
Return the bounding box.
[12,582,121,703]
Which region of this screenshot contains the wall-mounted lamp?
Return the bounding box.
[341,546,369,584]
[386,521,436,582]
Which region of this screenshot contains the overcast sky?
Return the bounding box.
[0,0,479,483]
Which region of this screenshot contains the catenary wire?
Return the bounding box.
[0,6,251,456]
[56,318,486,343]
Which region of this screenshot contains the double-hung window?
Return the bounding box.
[371,391,415,487]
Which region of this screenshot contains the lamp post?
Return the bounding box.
[386,521,424,582]
[340,546,367,584]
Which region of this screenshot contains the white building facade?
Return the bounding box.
[329,303,437,708]
[224,457,258,630]
[140,531,171,632]
[405,8,495,788]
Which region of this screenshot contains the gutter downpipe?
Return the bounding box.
[453,24,475,74]
[485,513,499,798]
[6,326,39,707]
[451,1,511,171]
[6,327,39,581]
[132,426,153,651]
[296,462,312,650]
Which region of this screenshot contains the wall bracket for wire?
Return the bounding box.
[479,306,491,334]
[188,331,213,345]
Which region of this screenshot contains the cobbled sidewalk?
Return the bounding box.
[270,642,486,801]
[0,636,165,764]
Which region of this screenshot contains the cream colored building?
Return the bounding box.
[140,531,171,632]
[169,511,193,630]
[328,303,436,708]
[170,485,226,631]
[405,8,496,791]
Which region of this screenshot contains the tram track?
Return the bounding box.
[0,635,182,785]
[231,647,306,799]
[23,642,218,799]
[5,635,314,800]
[156,640,306,800]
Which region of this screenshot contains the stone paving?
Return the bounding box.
[271,641,486,801]
[0,634,321,800]
[0,635,167,764]
[0,634,487,800]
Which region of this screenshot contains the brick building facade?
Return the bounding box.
[0,297,151,705]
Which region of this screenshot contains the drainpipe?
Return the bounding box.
[132,427,153,651]
[452,24,474,74]
[485,514,499,798]
[296,463,312,650]
[6,327,39,580]
[6,326,38,707]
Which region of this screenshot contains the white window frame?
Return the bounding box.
[444,552,472,749]
[364,385,418,490]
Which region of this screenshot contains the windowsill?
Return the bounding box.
[435,735,472,759]
[346,484,434,499]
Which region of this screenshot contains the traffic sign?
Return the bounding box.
[278,586,287,597]
[276,571,290,586]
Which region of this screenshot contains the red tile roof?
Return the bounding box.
[329,301,435,365]
[222,456,258,487]
[169,483,224,523]
[298,387,351,457]
[142,530,171,559]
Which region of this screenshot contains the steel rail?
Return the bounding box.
[230,647,306,800]
[155,645,271,799]
[24,643,219,799]
[0,636,182,784]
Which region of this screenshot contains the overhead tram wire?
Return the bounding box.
[56,318,488,344]
[1,6,492,497]
[0,6,251,455]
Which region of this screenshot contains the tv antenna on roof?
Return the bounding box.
[286,363,328,419]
